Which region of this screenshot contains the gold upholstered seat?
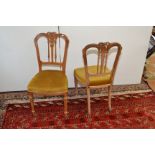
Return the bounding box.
[28,70,68,94]
[74,65,111,86]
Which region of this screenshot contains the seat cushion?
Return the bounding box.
[28,70,68,94]
[74,66,111,86]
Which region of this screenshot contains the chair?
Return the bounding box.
[74,42,122,115]
[27,32,69,115]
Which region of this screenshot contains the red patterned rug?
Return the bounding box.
[2,92,155,129]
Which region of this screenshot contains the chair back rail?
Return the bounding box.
[82,42,122,85]
[34,32,69,73]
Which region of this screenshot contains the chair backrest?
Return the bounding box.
[34,32,69,73]
[82,42,122,84]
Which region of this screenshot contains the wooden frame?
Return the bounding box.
[74,42,122,115]
[28,32,69,115]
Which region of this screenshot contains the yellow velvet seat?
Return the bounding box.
[28,70,68,94]
[74,66,111,86]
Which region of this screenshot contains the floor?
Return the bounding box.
[0,81,152,128]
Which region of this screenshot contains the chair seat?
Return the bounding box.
[28,70,68,94]
[74,65,111,86]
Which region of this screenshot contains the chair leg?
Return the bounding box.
[86,87,91,115]
[28,92,35,114]
[74,76,78,95]
[108,86,112,111]
[64,92,68,116]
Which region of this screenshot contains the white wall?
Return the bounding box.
[0,26,152,92]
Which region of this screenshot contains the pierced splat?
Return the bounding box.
[47,32,58,63]
[97,42,109,75]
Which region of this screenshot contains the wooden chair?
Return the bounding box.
[27,32,69,115]
[74,42,122,115]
